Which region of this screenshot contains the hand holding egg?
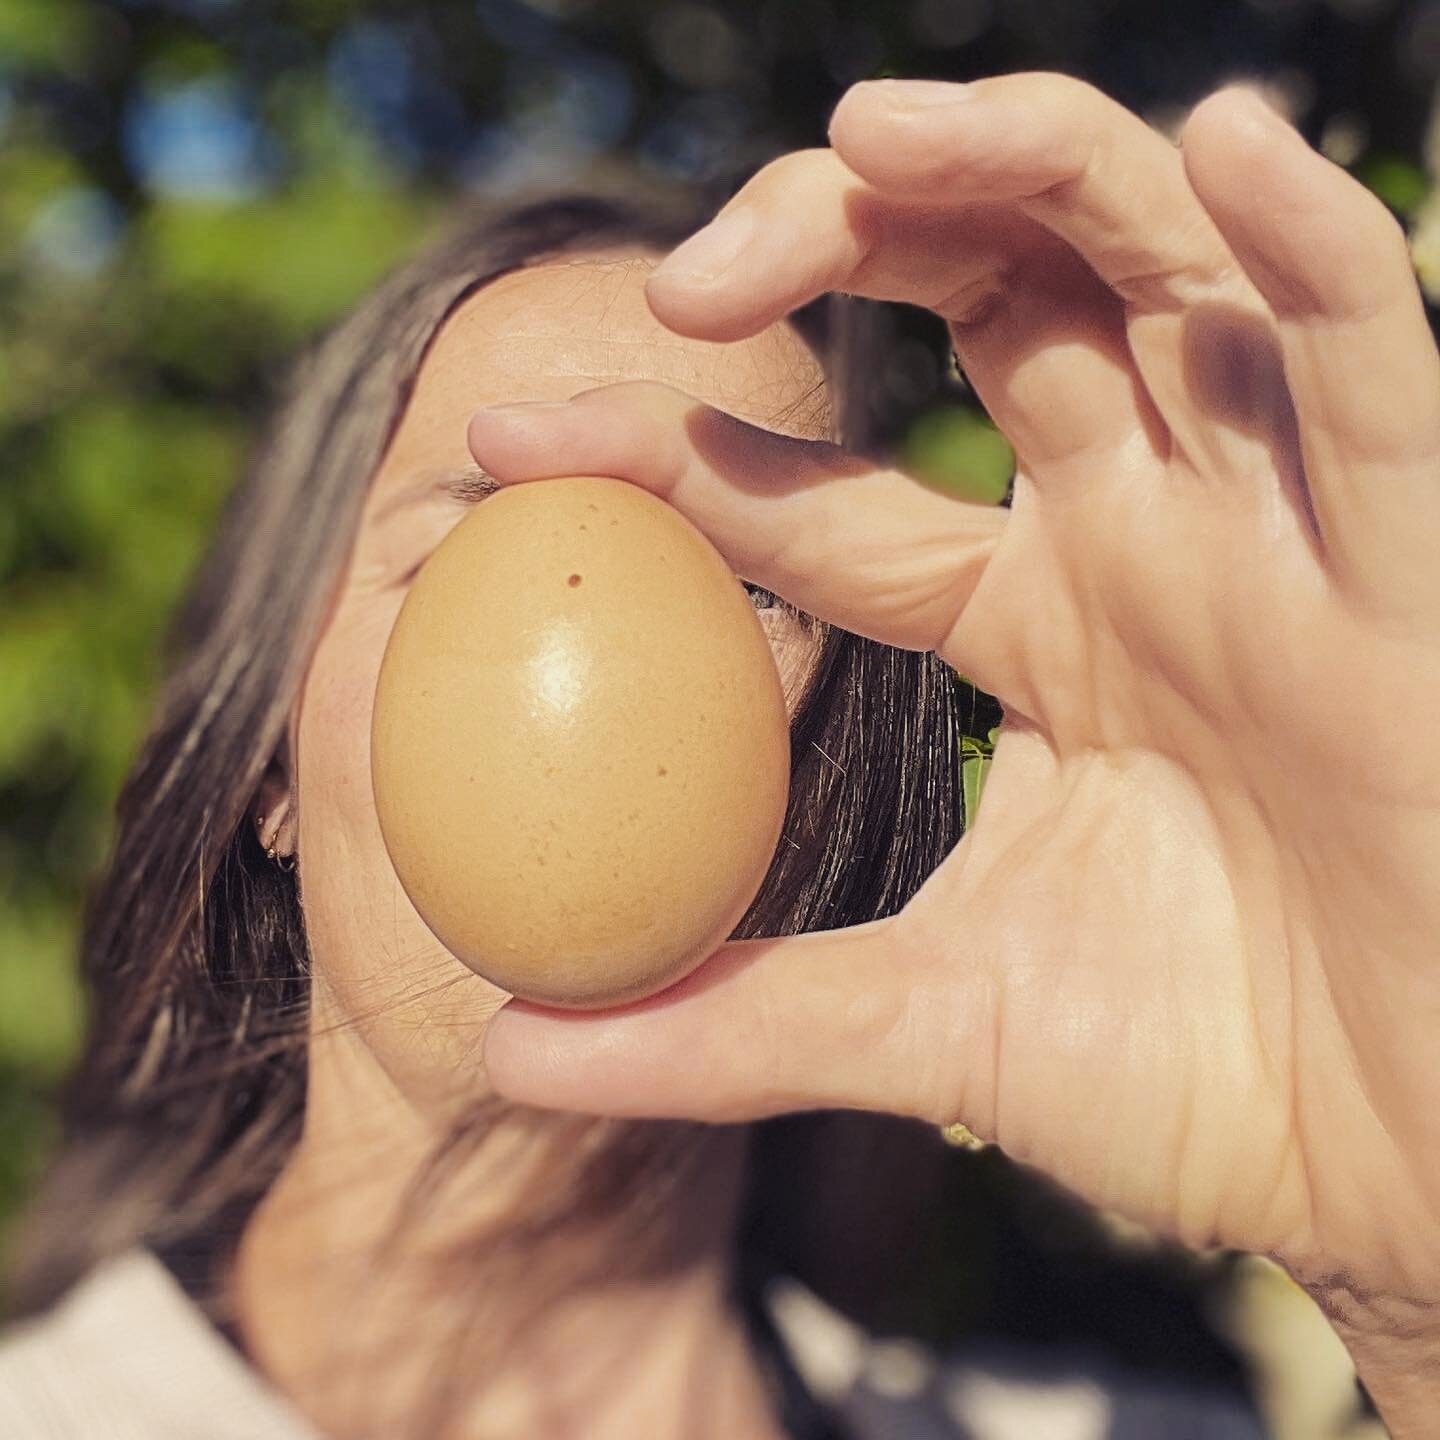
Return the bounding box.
[463,72,1440,1422]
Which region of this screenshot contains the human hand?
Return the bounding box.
[466,75,1440,1425]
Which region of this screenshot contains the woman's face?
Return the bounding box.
[288,253,831,1117]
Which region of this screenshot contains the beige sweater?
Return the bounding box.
[0,1250,318,1439]
[0,1247,1267,1438]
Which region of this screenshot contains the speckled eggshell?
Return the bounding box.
[370,475,791,1009]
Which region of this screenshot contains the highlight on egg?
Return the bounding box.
[370,475,791,1009]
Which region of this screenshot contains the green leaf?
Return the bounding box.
[902,406,1014,505]
[961,731,996,829]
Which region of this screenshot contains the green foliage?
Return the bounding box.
[961,725,1001,830]
[0,1059,59,1268]
[0,0,95,73]
[1357,154,1431,220]
[903,406,1014,506]
[144,184,432,340]
[0,0,443,1261]
[0,904,81,1079]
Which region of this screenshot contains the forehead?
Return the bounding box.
[373,250,830,496]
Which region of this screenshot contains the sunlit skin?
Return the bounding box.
[468,78,1440,1434]
[234,254,828,1440]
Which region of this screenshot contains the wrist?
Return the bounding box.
[1312,1284,1440,1438]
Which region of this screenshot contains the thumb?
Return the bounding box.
[481,913,984,1125]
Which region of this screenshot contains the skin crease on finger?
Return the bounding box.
[229,252,829,1440]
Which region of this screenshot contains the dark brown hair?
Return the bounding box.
[4,173,975,1437]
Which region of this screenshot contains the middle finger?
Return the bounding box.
[828,73,1286,478]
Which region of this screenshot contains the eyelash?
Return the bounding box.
[445,470,501,505]
[394,473,495,582]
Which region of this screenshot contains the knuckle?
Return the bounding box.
[1354,190,1412,258]
[751,146,835,193]
[1034,69,1107,109]
[1013,70,1118,136]
[582,378,684,412]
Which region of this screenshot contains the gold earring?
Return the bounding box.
[258,807,296,872]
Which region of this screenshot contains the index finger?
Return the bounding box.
[648,75,1251,334]
[644,148,1148,470]
[649,75,1272,481]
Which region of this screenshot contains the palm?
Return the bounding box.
[934,446,1440,1294]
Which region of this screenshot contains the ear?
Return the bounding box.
[254,723,298,860]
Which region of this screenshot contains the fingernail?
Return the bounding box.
[860,77,973,111]
[651,206,757,285]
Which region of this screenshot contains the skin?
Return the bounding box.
[468,78,1440,1434]
[235,254,828,1440]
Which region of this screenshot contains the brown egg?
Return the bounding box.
[370,475,791,1008]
